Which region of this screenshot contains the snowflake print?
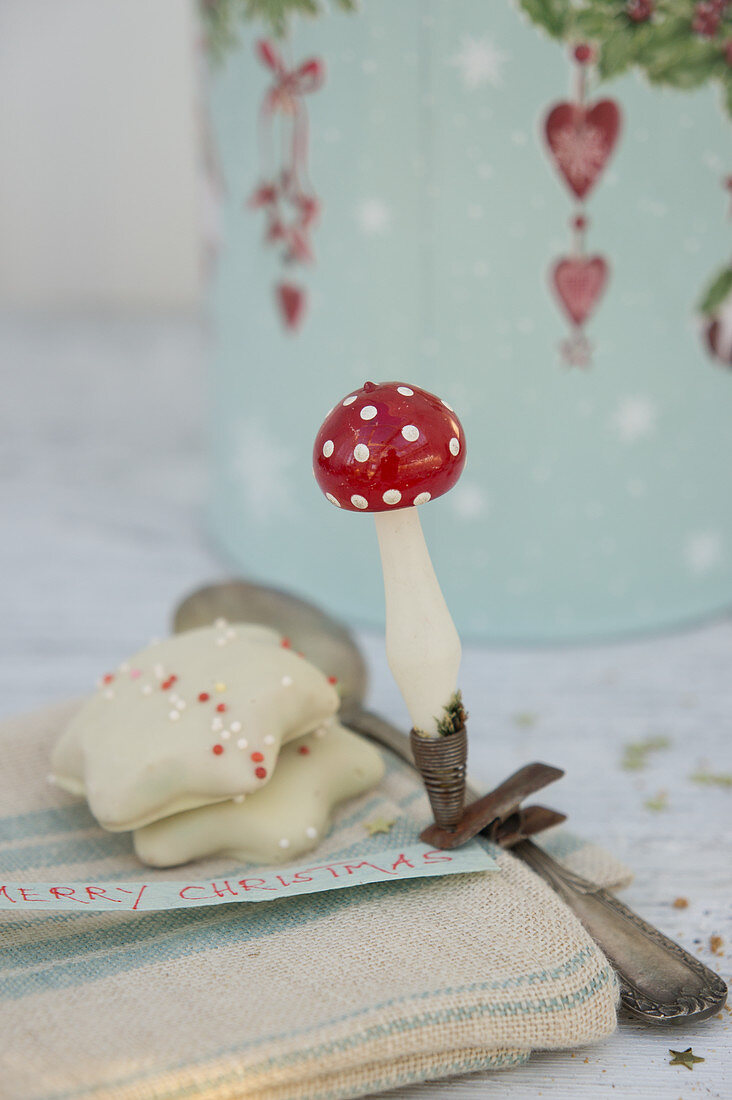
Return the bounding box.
[231,419,296,524]
[611,397,658,443]
[552,123,609,194]
[356,199,392,236]
[685,532,724,575]
[450,36,508,90]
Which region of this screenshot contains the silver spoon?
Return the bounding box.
[173,580,727,1025]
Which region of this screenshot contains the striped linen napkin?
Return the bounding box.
[1,701,630,1100]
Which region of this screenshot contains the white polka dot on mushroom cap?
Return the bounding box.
[322,439,334,458]
[360,405,377,420]
[383,489,402,505]
[449,437,460,456]
[351,494,368,509]
[402,425,419,442]
[414,492,431,505]
[342,395,357,406]
[397,386,414,396]
[325,493,341,508]
[354,443,370,462]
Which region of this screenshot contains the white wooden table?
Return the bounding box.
[1,315,729,1099]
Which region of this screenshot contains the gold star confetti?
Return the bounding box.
[512,712,537,729]
[668,1047,704,1070]
[364,817,396,836]
[643,790,668,812]
[690,769,732,788]
[621,735,671,771]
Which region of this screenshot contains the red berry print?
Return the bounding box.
[281,638,291,649]
[251,751,264,763]
[298,745,310,755]
[627,0,653,22]
[198,692,210,702]
[212,744,224,755]
[255,765,267,779]
[692,1,722,35]
[161,675,178,691]
[102,673,114,685]
[216,703,227,713]
[573,43,593,64]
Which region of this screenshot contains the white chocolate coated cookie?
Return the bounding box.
[133,721,384,867]
[51,623,339,831]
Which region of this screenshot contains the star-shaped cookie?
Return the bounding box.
[133,721,384,866]
[51,623,340,831]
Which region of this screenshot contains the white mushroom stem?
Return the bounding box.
[374,507,461,737]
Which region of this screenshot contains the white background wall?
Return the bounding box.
[0,0,201,310]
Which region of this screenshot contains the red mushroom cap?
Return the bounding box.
[313,381,465,513]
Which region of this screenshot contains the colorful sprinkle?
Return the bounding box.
[212,717,223,732]
[281,638,291,649]
[298,745,310,755]
[327,676,338,685]
[281,676,293,687]
[141,685,153,696]
[212,744,224,755]
[104,689,115,700]
[233,794,245,804]
[255,766,267,780]
[130,668,142,679]
[305,825,317,839]
[169,710,180,721]
[215,682,226,692]
[221,729,231,740]
[102,674,114,685]
[216,703,227,713]
[264,734,275,746]
[278,838,290,849]
[236,737,248,749]
[251,751,264,763]
[198,692,210,702]
[230,720,242,733]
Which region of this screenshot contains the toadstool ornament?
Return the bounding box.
[314,381,465,737]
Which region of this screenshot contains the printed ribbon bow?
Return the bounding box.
[257,39,324,116]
